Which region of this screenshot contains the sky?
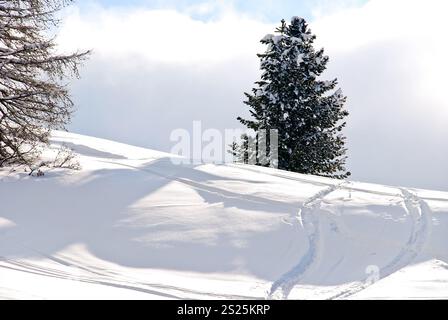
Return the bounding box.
[74,0,369,22]
[57,0,448,191]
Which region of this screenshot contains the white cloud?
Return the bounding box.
[311,0,448,189]
[58,5,274,63]
[59,0,448,190]
[313,0,448,116]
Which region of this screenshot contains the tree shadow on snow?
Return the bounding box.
[0,157,304,281]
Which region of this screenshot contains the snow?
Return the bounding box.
[351,259,448,299]
[272,35,284,45]
[0,131,447,300]
[301,34,313,41]
[291,17,305,25]
[261,34,274,42]
[291,37,302,44]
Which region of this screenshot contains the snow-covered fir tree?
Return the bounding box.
[237,17,350,178]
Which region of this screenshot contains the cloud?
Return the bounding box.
[57,4,273,154]
[59,0,448,190]
[58,5,273,63]
[311,0,448,190]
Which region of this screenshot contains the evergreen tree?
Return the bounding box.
[228,134,257,164]
[237,17,350,178]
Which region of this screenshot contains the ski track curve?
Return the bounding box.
[0,255,264,300]
[267,184,341,300]
[9,156,436,299]
[226,163,407,199]
[328,188,432,300]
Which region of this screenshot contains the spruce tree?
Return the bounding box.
[238,17,350,178]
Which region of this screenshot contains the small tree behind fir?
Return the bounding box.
[237,17,350,179]
[0,0,89,167]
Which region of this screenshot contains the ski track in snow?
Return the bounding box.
[1,146,442,299]
[227,164,408,199]
[267,184,341,299]
[98,159,298,213]
[0,255,263,300]
[226,164,332,188]
[94,159,434,300]
[328,188,432,300]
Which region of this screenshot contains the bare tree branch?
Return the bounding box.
[0,0,90,167]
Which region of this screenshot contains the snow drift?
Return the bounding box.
[0,131,447,299]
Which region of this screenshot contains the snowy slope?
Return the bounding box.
[0,131,447,300]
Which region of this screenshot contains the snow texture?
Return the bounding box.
[0,131,447,300]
